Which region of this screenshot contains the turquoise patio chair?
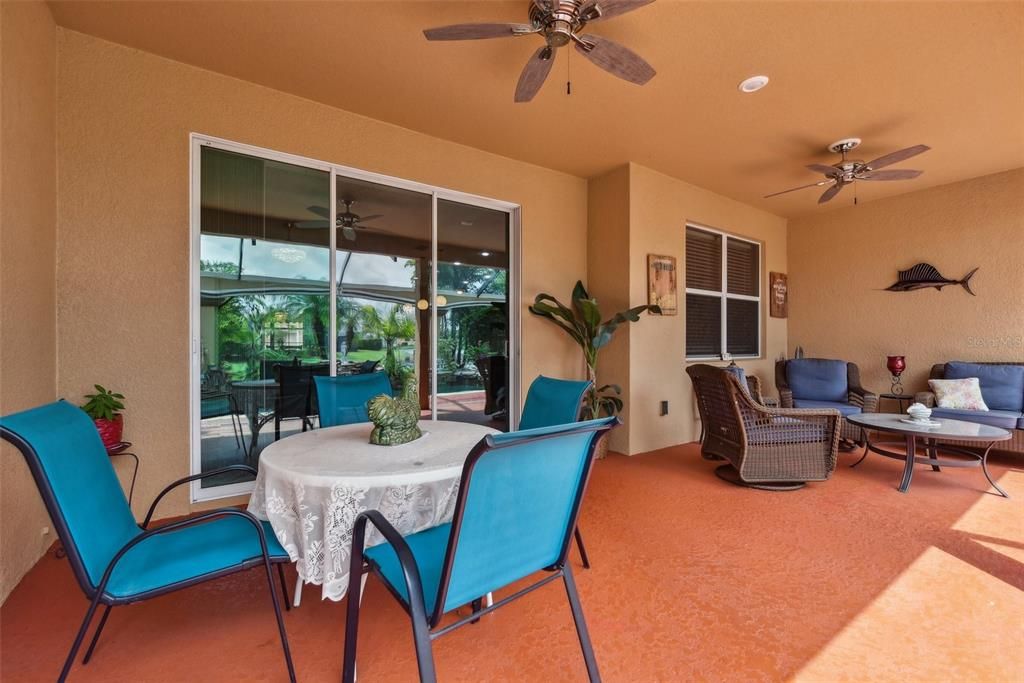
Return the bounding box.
[342,417,619,683]
[314,372,393,428]
[519,375,594,568]
[518,375,592,430]
[0,401,295,682]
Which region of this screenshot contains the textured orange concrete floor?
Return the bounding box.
[2,444,1022,682]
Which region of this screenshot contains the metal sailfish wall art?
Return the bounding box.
[886,263,978,295]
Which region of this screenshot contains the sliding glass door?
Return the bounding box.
[191,137,517,501]
[435,199,510,425]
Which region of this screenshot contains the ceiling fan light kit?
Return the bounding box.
[424,0,657,102]
[764,138,931,205]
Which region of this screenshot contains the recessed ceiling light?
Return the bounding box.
[738,75,770,93]
[480,251,491,257]
[453,261,462,266]
[460,220,474,226]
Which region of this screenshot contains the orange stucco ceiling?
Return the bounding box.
[49,1,1024,218]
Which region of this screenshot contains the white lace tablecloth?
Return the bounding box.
[247,420,497,601]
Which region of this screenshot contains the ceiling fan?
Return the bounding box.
[764,138,931,205]
[291,199,384,241]
[423,0,656,103]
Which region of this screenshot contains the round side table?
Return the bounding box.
[879,392,914,414]
[107,441,140,505]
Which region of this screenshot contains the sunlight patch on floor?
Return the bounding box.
[792,547,1024,682]
[950,469,1024,564]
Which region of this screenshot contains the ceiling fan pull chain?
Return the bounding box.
[566,47,572,95]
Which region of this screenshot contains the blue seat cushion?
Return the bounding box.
[930,407,1021,430]
[1018,416,1024,430]
[945,362,1024,412]
[787,359,849,403]
[105,518,287,599]
[365,523,451,616]
[792,399,861,417]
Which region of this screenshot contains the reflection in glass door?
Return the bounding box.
[435,199,510,428]
[192,137,517,501]
[197,146,330,492]
[332,175,432,415]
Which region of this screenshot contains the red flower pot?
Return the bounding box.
[94,416,124,451]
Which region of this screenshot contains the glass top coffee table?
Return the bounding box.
[846,413,1010,496]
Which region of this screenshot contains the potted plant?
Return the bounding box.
[81,385,126,451]
[529,281,660,456]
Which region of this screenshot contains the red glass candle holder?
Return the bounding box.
[886,355,906,395]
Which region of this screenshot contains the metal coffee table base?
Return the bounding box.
[852,433,1008,497]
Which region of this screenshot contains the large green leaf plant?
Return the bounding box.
[529,281,660,419]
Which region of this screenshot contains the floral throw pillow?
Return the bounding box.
[929,378,989,411]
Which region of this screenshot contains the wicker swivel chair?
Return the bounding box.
[687,364,842,490]
[776,358,877,449]
[693,365,770,453]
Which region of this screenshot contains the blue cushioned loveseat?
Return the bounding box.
[776,358,878,447]
[916,361,1024,454]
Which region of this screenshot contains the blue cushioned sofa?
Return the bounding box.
[915,361,1024,454]
[776,358,878,447]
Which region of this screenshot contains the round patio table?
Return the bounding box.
[247,420,497,602]
[846,413,1010,496]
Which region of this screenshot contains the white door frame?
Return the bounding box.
[188,133,521,503]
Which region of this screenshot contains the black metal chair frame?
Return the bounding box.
[342,419,619,683]
[0,426,296,683]
[273,363,329,440]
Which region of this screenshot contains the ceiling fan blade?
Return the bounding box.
[515,46,555,102]
[581,0,656,22]
[763,180,830,199]
[575,34,655,85]
[306,205,331,219]
[857,169,924,181]
[341,226,357,241]
[357,214,384,222]
[423,23,533,41]
[818,183,845,204]
[864,144,930,170]
[805,164,838,176]
[293,220,329,229]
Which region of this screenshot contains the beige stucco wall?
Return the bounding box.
[586,166,632,453]
[629,163,789,454]
[586,163,788,456]
[788,168,1024,396]
[0,0,58,604]
[54,29,589,520]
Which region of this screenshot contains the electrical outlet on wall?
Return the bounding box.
[660,400,669,416]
